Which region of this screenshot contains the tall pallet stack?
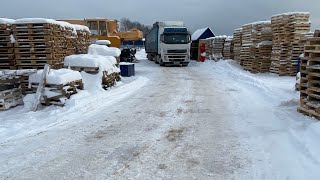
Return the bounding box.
[0,19,15,70]
[240,24,253,69]
[270,12,310,76]
[223,37,234,59]
[298,34,320,118]
[286,13,311,76]
[253,21,273,73]
[233,28,242,61]
[212,36,226,60]
[75,26,91,54]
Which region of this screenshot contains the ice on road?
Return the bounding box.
[1,52,320,179]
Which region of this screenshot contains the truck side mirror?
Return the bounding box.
[188,34,191,43]
[160,34,164,42]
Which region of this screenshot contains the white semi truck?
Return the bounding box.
[145,21,191,66]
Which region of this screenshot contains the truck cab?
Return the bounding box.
[146,21,191,66]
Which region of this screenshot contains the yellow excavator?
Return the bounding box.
[59,18,143,48]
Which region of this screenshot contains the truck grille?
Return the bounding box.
[167,49,187,53]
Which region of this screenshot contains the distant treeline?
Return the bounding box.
[120,18,152,37]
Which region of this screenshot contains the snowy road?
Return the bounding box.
[1,52,320,179]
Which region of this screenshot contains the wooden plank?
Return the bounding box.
[32,64,50,111]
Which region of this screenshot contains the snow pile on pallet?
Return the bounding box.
[0,18,15,24]
[14,18,77,35]
[88,44,121,57]
[95,40,111,45]
[29,69,82,85]
[64,54,119,74]
[72,24,90,33]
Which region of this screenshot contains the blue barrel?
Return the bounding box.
[120,63,135,77]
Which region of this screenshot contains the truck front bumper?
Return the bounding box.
[163,54,189,63]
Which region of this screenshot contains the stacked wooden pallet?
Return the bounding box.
[29,69,83,106]
[270,12,310,76]
[233,28,242,61]
[212,36,226,60]
[223,37,234,59]
[12,22,70,69]
[253,21,273,73]
[0,19,15,70]
[76,28,91,54]
[241,24,253,69]
[205,37,214,60]
[0,75,23,110]
[298,36,320,118]
[287,13,311,76]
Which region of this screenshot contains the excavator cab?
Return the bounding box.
[85,19,121,48]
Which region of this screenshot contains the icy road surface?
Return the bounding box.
[1,52,320,179]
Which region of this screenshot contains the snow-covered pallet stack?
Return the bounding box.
[212,36,226,60]
[29,69,83,106]
[270,13,311,76]
[253,21,273,73]
[64,53,121,89]
[298,36,320,118]
[241,24,253,69]
[74,25,91,54]
[0,19,15,70]
[233,28,242,61]
[223,37,234,59]
[12,19,77,70]
[0,75,23,110]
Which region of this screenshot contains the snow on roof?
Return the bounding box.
[0,18,15,24]
[96,40,111,45]
[88,44,121,57]
[14,18,77,35]
[64,54,120,74]
[29,69,82,85]
[192,27,214,41]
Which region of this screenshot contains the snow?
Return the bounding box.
[0,18,15,24]
[95,40,111,45]
[272,12,310,17]
[14,18,77,35]
[1,49,320,179]
[88,44,121,57]
[72,24,90,33]
[64,54,120,74]
[29,69,82,85]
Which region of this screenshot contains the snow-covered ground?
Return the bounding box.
[0,50,320,179]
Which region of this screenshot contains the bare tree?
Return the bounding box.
[120,18,152,37]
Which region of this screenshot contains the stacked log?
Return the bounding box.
[233,28,242,61]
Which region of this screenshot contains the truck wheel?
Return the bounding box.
[160,59,165,66]
[147,54,153,61]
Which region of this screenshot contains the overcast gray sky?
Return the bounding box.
[1,0,320,35]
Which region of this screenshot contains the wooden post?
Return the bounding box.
[32,64,50,112]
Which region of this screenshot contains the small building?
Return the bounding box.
[190,27,215,60]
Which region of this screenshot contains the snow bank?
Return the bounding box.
[88,44,121,57]
[0,18,15,24]
[64,54,120,74]
[29,69,82,85]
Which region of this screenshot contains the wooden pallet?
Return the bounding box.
[12,23,63,30]
[14,36,65,42]
[0,36,11,42]
[14,47,62,54]
[0,42,13,47]
[14,41,63,48]
[12,29,63,36]
[0,47,14,53]
[16,59,61,66]
[15,53,64,60]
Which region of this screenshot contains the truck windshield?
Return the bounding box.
[163,34,190,44]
